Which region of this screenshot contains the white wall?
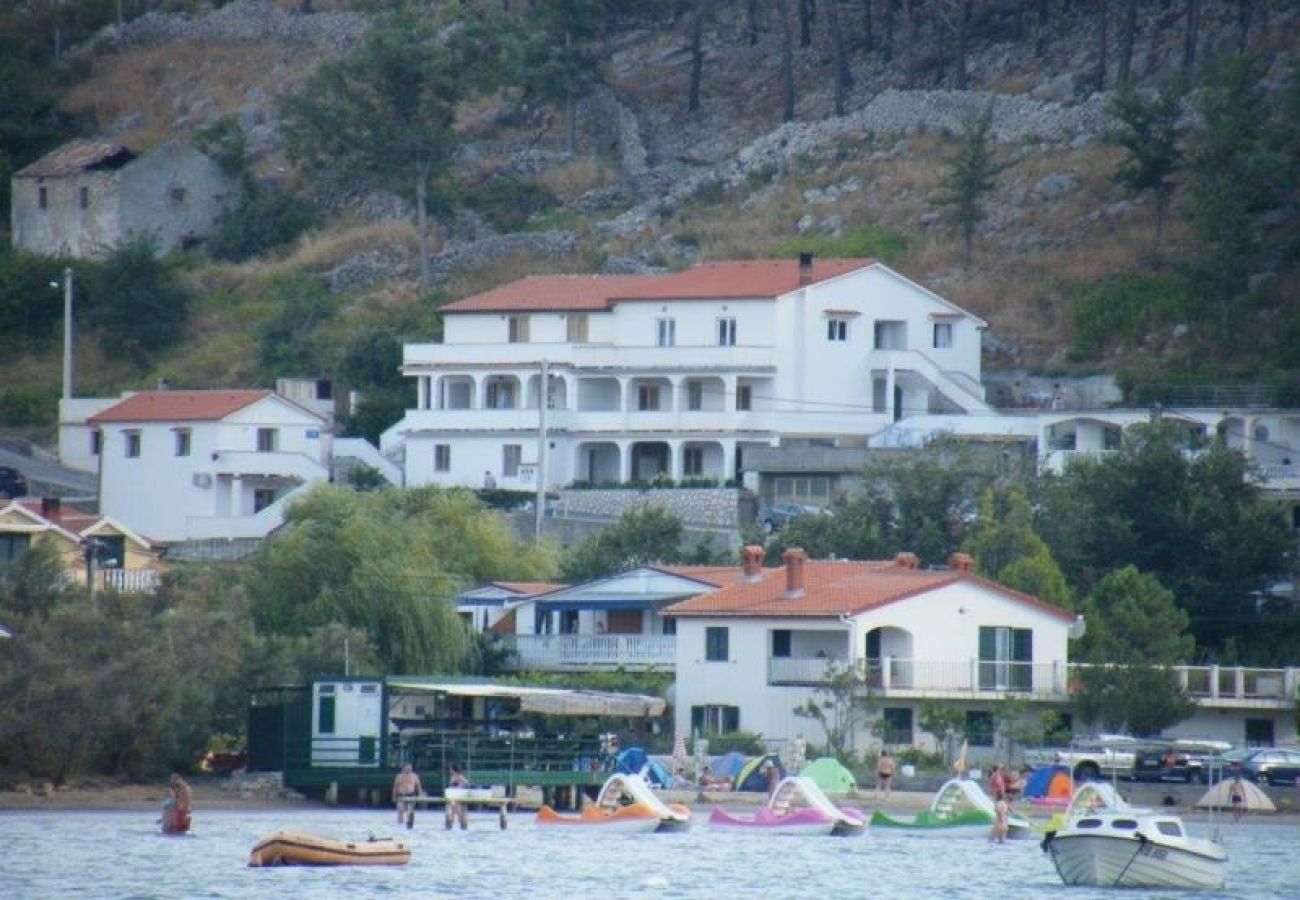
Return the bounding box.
[404,432,567,489]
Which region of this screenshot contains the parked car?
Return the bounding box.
[759,503,831,533]
[1201,748,1255,784]
[1132,739,1234,784]
[0,466,27,499]
[1238,747,1300,786]
[1023,734,1141,781]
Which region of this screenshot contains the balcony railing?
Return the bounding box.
[62,568,162,593]
[498,634,675,671]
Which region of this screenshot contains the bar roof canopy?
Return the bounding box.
[386,678,666,717]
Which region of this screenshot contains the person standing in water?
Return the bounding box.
[1229,773,1247,822]
[162,773,193,834]
[446,763,470,830]
[392,764,423,829]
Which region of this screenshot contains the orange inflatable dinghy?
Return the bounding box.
[248,831,411,867]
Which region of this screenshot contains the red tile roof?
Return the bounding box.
[88,390,272,424]
[664,559,1075,620]
[15,498,98,534]
[440,259,875,314]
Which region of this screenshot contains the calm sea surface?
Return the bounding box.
[1,807,1295,900]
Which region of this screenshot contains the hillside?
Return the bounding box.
[2,0,1299,431]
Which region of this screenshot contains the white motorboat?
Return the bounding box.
[1042,782,1226,889]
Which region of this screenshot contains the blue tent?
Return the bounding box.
[1024,764,1072,801]
[615,747,671,787]
[711,751,745,780]
[734,753,786,792]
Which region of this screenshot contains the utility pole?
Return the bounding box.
[82,537,97,603]
[61,267,74,400]
[535,359,548,540]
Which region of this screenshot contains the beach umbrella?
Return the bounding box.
[672,733,687,772]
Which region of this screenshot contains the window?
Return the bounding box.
[966,710,995,747]
[253,488,277,513]
[94,535,125,569]
[0,533,30,563]
[881,707,913,744]
[637,385,661,411]
[174,429,191,457]
[317,691,336,734]
[503,444,522,477]
[256,428,278,453]
[705,626,729,661]
[690,704,740,734]
[978,626,1033,691]
[566,313,588,343]
[170,187,187,205]
[90,430,102,457]
[686,380,704,411]
[661,617,676,635]
[656,318,676,347]
[125,431,141,458]
[933,322,953,349]
[79,186,89,209]
[683,446,704,476]
[508,315,530,343]
[771,629,791,658]
[827,318,848,341]
[735,385,752,411]
[38,186,48,209]
[717,317,737,346]
[874,320,906,349]
[434,444,451,472]
[773,476,831,505]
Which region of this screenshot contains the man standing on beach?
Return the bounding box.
[393,764,423,829]
[875,750,896,802]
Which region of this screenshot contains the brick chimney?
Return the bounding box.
[894,551,920,570]
[948,552,974,573]
[782,547,807,599]
[740,545,764,582]
[41,496,61,519]
[797,251,814,286]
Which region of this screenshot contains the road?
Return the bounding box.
[0,444,97,500]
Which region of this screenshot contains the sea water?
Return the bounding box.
[1,808,1295,900]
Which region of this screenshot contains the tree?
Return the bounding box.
[687,0,704,113]
[335,327,413,445]
[1035,422,1294,660]
[964,486,1073,610]
[934,102,1009,267]
[794,660,878,762]
[83,236,190,365]
[1116,0,1138,87]
[516,0,604,153]
[917,701,965,768]
[825,0,853,116]
[776,0,796,122]
[249,485,556,673]
[560,506,688,582]
[281,12,459,289]
[1106,81,1186,253]
[1072,566,1196,736]
[1094,0,1109,92]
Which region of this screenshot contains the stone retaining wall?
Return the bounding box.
[554,487,743,529]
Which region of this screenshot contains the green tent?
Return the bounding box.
[799,757,857,793]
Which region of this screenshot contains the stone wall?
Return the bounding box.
[553,487,744,529]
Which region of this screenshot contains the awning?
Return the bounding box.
[385,679,666,718]
[536,593,689,612]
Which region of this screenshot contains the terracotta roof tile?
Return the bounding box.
[16,139,136,178]
[88,390,272,424]
[440,259,875,314]
[664,559,1075,620]
[15,498,98,534]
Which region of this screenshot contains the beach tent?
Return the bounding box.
[799,757,857,793]
[1196,779,1276,812]
[616,747,649,776]
[1024,765,1072,802]
[711,751,745,781]
[734,754,786,792]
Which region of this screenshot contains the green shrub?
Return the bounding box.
[209,189,315,262]
[766,225,910,263]
[1068,273,1197,360]
[82,237,190,364]
[0,387,55,426]
[461,176,558,232]
[699,730,766,755]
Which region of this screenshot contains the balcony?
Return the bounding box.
[63,568,162,593]
[405,342,778,372]
[768,656,1069,698]
[498,634,675,671]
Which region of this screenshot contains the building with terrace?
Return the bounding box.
[383,256,991,490]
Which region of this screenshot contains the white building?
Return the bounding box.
[383,257,991,490]
[666,548,1081,753]
[75,390,330,542]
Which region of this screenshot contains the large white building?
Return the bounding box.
[383,257,992,490]
[67,390,330,542]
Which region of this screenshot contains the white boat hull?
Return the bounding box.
[1049,834,1226,889]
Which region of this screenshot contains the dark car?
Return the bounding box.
[1132,739,1233,784]
[1239,747,1300,787]
[0,466,27,499]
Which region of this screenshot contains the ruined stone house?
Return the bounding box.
[10,138,237,258]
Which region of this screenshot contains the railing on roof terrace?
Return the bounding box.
[1173,665,1296,701]
[499,634,675,670]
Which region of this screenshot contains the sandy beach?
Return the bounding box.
[0,776,318,812]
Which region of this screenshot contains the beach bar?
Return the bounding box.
[247,676,668,805]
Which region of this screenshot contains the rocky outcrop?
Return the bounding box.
[108,0,368,51]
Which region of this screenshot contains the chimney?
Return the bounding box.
[894,552,920,570]
[740,545,764,582]
[948,552,974,573]
[41,496,61,519]
[797,251,814,286]
[782,547,807,599]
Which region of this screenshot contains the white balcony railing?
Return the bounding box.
[404,342,778,371]
[63,568,162,593]
[499,634,675,670]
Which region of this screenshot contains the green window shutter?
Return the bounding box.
[1012,628,1033,691]
[977,626,995,690]
[723,706,740,733]
[317,696,336,734]
[691,705,705,734]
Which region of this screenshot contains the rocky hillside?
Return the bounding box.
[7,0,1300,415]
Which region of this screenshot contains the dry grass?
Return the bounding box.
[535,159,617,202]
[196,220,418,287]
[440,248,592,303]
